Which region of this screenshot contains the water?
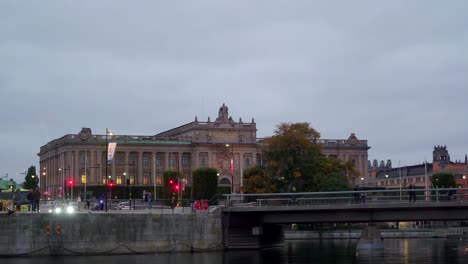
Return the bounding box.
[2,239,468,264]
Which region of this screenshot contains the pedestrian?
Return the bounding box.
[354,185,360,203]
[147,192,152,209]
[409,184,416,203]
[27,190,33,212]
[33,188,41,212]
[144,191,149,209]
[85,200,91,210]
[171,196,176,209]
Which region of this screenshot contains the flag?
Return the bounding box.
[107,142,117,164]
[230,158,234,176]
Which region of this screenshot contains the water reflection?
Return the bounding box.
[1,239,467,264]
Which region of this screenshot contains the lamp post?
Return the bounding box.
[104,128,114,212]
[398,161,402,201]
[463,175,467,200]
[122,162,136,210]
[226,144,234,193]
[59,167,70,200]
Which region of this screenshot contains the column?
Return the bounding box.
[90,150,95,184]
[138,151,143,185]
[124,151,129,184]
[178,152,183,176]
[152,152,156,197]
[96,150,102,185]
[165,151,170,171]
[74,150,80,182]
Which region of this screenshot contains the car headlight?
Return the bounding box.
[66,205,74,214]
[55,207,62,214]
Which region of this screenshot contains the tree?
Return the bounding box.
[23,165,38,190]
[163,170,182,200]
[262,122,352,193]
[431,172,456,188]
[242,166,277,194]
[192,168,218,202]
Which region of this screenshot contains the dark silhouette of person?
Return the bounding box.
[409,184,416,203]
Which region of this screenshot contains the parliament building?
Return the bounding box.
[38,104,369,199]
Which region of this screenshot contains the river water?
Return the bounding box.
[2,239,468,264]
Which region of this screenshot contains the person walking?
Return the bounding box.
[33,188,41,212]
[147,192,153,209]
[27,190,33,212]
[409,184,416,203]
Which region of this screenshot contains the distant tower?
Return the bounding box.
[373,159,378,168]
[379,160,385,169]
[433,145,450,163]
[386,159,392,169]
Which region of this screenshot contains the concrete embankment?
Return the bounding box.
[284,227,468,240]
[0,209,223,257]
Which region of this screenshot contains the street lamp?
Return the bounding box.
[122,162,136,210]
[59,167,70,200]
[226,144,234,193]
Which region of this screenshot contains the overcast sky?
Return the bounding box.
[1,1,467,183]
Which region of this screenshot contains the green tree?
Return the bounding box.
[262,122,352,192]
[192,168,218,203]
[23,166,38,190]
[242,166,277,194]
[431,172,456,188]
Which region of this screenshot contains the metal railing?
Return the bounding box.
[224,188,468,207]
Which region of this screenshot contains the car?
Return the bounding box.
[114,202,131,210]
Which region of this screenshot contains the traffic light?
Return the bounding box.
[108,180,115,189]
[68,179,74,187]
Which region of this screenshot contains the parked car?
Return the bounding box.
[114,202,131,210]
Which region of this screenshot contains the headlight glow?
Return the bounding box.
[55,207,62,214]
[66,205,74,214]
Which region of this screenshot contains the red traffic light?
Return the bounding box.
[175,184,180,191]
[68,179,74,186]
[108,180,115,188]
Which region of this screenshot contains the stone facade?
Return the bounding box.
[38,104,370,199]
[368,145,468,189]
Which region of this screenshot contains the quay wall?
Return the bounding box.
[0,210,223,257]
[284,228,468,240]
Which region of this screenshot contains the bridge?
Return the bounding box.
[221,188,468,249]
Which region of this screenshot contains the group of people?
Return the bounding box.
[27,188,41,212]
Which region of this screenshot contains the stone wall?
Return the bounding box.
[0,210,223,256]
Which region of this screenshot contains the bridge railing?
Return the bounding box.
[224,188,468,207]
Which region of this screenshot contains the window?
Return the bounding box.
[143,157,149,166]
[143,175,149,185]
[352,159,356,167]
[102,177,106,185]
[170,156,175,168]
[130,156,136,164]
[116,176,122,185]
[156,176,162,185]
[117,156,123,165]
[156,157,162,167]
[245,158,250,167]
[130,178,135,185]
[81,153,87,164]
[81,174,87,184]
[182,157,189,167]
[201,157,206,167]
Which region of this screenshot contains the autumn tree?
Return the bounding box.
[261,122,351,193]
[242,166,277,194]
